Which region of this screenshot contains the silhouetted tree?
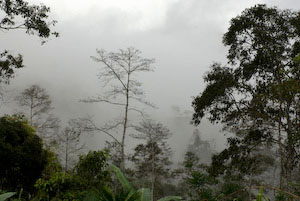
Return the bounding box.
[57,121,85,172]
[131,119,172,201]
[177,152,216,201]
[15,85,60,147]
[0,115,49,194]
[105,140,122,167]
[83,47,155,170]
[0,0,58,84]
[192,4,300,190]
[187,129,215,164]
[75,150,110,189]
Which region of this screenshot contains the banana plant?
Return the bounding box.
[0,192,16,201]
[84,165,182,201]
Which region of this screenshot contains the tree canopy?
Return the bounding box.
[75,150,110,188]
[0,0,58,83]
[0,0,58,38]
[0,115,49,194]
[192,4,300,189]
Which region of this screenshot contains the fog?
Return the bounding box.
[2,0,300,162]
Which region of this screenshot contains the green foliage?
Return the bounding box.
[131,141,172,179]
[0,0,58,38]
[192,64,237,124]
[110,165,133,193]
[75,150,110,188]
[208,130,274,178]
[138,188,152,201]
[254,187,268,201]
[32,150,110,201]
[192,4,300,132]
[84,165,182,201]
[218,182,246,201]
[223,4,300,73]
[41,150,62,180]
[192,4,300,190]
[84,186,142,201]
[0,0,58,83]
[176,152,217,201]
[0,115,49,194]
[34,172,84,201]
[0,51,23,84]
[157,196,182,201]
[131,120,173,200]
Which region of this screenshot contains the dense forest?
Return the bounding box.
[1,1,300,201]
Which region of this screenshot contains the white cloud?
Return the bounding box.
[28,0,179,31]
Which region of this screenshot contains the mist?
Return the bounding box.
[2,0,300,163]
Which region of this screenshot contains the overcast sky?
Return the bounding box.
[2,0,300,159]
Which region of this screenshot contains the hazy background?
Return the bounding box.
[2,0,300,162]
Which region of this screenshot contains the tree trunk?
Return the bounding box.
[151,141,155,201]
[121,97,128,171]
[30,97,33,126]
[121,67,130,171]
[277,67,285,190]
[278,121,285,190]
[248,171,252,201]
[151,175,155,201]
[285,102,294,188]
[65,134,69,172]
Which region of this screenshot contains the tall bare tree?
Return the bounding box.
[15,84,60,146]
[83,47,155,170]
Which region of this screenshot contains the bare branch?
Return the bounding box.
[92,49,127,89]
[128,107,147,117]
[70,117,122,146]
[129,96,157,108]
[81,96,126,106]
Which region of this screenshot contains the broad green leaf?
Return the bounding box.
[110,165,134,193]
[137,188,152,201]
[0,192,16,201]
[84,193,98,201]
[83,190,100,201]
[157,196,183,201]
[84,187,114,201]
[125,190,141,201]
[101,187,115,201]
